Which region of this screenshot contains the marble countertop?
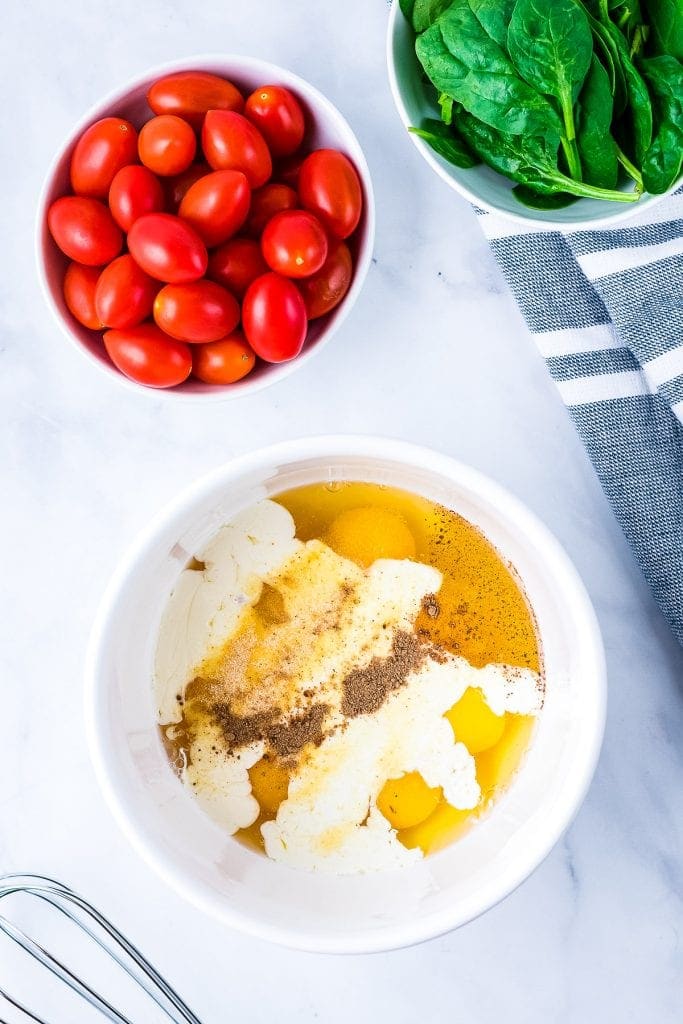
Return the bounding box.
[2,0,682,1019]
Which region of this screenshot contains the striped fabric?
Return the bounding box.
[478,187,683,647]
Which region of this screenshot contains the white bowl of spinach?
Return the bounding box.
[387,0,682,226]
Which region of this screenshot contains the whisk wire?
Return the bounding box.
[0,875,203,1024]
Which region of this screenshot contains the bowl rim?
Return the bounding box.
[84,434,607,954]
[36,54,376,402]
[386,0,682,231]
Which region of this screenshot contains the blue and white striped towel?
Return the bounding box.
[477,187,683,646]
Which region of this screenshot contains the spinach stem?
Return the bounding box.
[559,91,582,182]
[548,172,640,202]
[616,146,644,190]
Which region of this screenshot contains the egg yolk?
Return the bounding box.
[445,686,505,754]
[324,506,416,568]
[399,800,473,854]
[249,756,291,815]
[475,714,535,797]
[376,771,441,830]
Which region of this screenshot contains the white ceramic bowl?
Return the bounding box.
[85,436,606,953]
[387,1,680,229]
[37,56,375,401]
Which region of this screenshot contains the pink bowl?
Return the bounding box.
[36,55,375,401]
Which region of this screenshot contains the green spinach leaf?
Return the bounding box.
[640,55,683,191]
[576,55,620,187]
[466,0,516,48]
[643,0,683,59]
[601,16,654,161]
[409,118,481,167]
[513,184,579,208]
[456,110,641,200]
[507,0,593,180]
[415,6,562,141]
[400,0,417,21]
[412,0,452,32]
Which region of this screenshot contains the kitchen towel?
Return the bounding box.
[478,186,683,647]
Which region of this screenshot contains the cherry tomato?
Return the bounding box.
[70,117,138,198]
[108,165,165,231]
[48,196,123,265]
[192,332,256,384]
[127,213,207,283]
[298,149,362,239]
[147,72,244,130]
[153,280,240,343]
[297,241,353,319]
[138,115,196,176]
[261,210,328,278]
[202,111,272,188]
[165,163,209,209]
[178,169,250,247]
[245,183,297,237]
[104,323,192,388]
[94,254,158,329]
[207,237,268,298]
[244,85,305,158]
[63,263,103,329]
[242,272,307,362]
[277,153,305,188]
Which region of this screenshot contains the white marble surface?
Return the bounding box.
[2,0,682,1019]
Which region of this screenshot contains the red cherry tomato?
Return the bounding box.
[127,213,207,283]
[104,323,192,388]
[208,237,268,298]
[70,117,138,198]
[261,210,328,279]
[108,165,165,231]
[178,170,250,247]
[202,111,272,188]
[63,263,104,329]
[297,241,353,319]
[244,85,305,158]
[298,149,362,239]
[277,153,305,188]
[165,163,209,209]
[48,196,123,265]
[138,115,196,176]
[245,183,297,237]
[153,280,240,342]
[147,72,244,130]
[94,254,158,329]
[192,332,256,384]
[242,272,307,362]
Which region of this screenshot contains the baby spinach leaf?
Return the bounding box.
[400,0,417,21]
[513,184,579,208]
[456,110,641,200]
[601,17,654,162]
[466,0,516,49]
[507,0,593,180]
[415,7,562,141]
[409,118,481,167]
[412,0,452,32]
[582,6,629,113]
[640,55,683,191]
[508,0,593,103]
[576,55,620,188]
[643,0,683,59]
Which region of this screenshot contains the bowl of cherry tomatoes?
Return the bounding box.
[37,56,374,397]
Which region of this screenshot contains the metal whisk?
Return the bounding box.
[0,874,203,1024]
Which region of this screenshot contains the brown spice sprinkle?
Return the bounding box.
[422,593,440,619]
[212,700,329,758]
[341,630,427,719]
